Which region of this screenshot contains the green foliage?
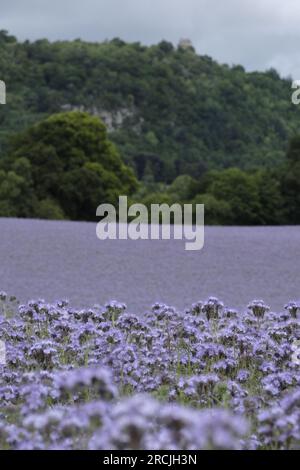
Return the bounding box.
[0,33,299,183]
[0,169,25,217]
[137,166,285,225]
[191,193,233,225]
[34,198,65,220]
[167,174,199,201]
[254,169,284,225]
[202,168,262,224]
[0,32,299,225]
[1,112,138,220]
[199,167,284,225]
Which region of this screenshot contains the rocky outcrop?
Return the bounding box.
[60,104,139,132]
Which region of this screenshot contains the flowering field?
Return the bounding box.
[0,292,300,450]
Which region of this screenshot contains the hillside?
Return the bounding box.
[0,30,299,183]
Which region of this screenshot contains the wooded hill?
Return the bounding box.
[0,30,298,183]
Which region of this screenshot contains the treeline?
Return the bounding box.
[133,132,300,225]
[1,30,300,184]
[137,168,286,225]
[0,111,300,225]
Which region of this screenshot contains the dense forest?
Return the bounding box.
[0,30,300,224]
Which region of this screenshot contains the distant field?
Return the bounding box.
[0,218,299,312]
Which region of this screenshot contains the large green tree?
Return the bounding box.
[3,112,138,220]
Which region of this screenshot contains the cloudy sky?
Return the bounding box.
[2,0,300,78]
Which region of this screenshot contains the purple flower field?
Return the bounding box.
[0,293,300,450]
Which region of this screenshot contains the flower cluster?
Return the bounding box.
[0,293,300,449]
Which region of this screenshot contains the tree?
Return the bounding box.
[157,40,174,54]
[5,112,138,220]
[203,168,262,225]
[192,193,233,225]
[254,169,284,225]
[167,174,198,201]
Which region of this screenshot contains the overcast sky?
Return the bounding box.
[2,0,300,78]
